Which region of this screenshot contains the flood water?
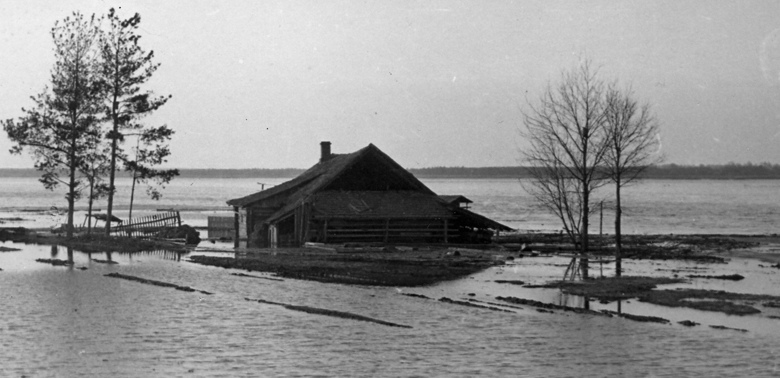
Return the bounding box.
[2,177,780,376]
[3,177,780,235]
[2,241,780,377]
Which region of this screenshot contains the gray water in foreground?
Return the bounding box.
[2,242,780,377]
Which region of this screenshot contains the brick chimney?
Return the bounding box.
[320,141,331,162]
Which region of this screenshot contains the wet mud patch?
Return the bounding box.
[104,273,213,295]
[688,274,744,280]
[710,325,748,332]
[495,296,611,317]
[188,250,498,287]
[438,297,514,313]
[490,296,673,323]
[529,276,686,302]
[11,232,189,253]
[401,293,431,299]
[636,289,780,315]
[230,272,284,281]
[35,258,74,266]
[91,258,119,265]
[498,233,756,260]
[245,297,412,328]
[0,246,21,252]
[602,310,670,324]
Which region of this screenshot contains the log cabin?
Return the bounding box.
[227,142,512,247]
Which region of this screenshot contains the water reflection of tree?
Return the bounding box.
[76,248,187,262]
[51,244,75,264]
[124,249,186,262]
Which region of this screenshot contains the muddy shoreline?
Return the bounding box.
[5,230,780,286]
[4,229,780,331]
[188,248,501,287]
[0,228,190,253]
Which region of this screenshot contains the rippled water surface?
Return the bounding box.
[3,178,780,376]
[4,177,780,235]
[2,242,780,377]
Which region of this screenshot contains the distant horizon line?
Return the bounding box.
[2,162,780,171]
[3,163,780,180]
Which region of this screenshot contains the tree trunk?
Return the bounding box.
[66,145,76,240]
[615,181,623,277]
[105,138,117,235]
[87,175,94,235]
[104,84,119,236]
[581,186,589,279]
[580,128,590,279]
[128,171,137,221]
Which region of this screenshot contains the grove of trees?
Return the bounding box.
[3,9,177,239]
[522,60,662,279]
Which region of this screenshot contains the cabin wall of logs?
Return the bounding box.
[306,218,456,244]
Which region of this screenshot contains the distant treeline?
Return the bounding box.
[411,164,780,179]
[3,163,780,180]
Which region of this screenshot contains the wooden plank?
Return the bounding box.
[444,219,448,243]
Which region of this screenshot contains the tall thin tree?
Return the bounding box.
[604,85,662,276]
[100,8,175,235]
[4,12,104,239]
[522,61,612,279]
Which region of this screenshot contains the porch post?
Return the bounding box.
[233,206,239,248]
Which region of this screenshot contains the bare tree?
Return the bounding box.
[604,85,663,276]
[522,61,612,279]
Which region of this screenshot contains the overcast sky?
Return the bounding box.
[1,0,780,169]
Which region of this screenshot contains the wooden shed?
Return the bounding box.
[227,142,512,248]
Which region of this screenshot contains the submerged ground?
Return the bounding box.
[3,230,780,376]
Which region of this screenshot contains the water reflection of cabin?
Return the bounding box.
[227,142,512,248]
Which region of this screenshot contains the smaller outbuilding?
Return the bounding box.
[227,142,512,247]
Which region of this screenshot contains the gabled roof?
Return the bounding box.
[438,195,473,205]
[227,144,434,208]
[453,207,514,231]
[309,191,455,220]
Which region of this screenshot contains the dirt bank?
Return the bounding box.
[530,276,780,316]
[1,230,189,253]
[532,276,686,301]
[188,247,502,287]
[498,233,764,260]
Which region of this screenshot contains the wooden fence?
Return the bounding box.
[207,216,235,239]
[111,211,182,238]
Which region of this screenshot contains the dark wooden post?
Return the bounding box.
[233,206,239,248]
[443,219,448,243]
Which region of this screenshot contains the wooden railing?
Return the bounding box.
[111,211,182,238]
